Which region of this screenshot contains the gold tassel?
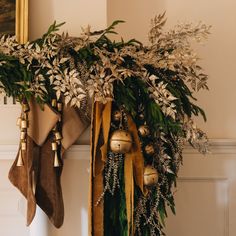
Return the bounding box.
[16,149,24,167]
[54,151,60,167]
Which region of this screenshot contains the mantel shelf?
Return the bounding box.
[1,139,236,161]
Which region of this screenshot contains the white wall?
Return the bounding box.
[108,0,236,139]
[29,0,107,40]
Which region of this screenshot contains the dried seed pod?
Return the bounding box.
[138,125,150,137]
[144,143,155,156]
[112,110,122,122]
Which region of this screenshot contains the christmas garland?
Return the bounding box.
[0,13,210,235]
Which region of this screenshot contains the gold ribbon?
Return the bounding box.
[124,115,145,235]
[125,153,134,235]
[89,104,144,236]
[89,101,112,236]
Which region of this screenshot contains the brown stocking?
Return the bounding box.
[8,136,39,225]
[35,135,64,228]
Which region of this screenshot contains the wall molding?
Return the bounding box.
[176,176,229,236]
[0,139,236,160]
[0,144,90,160]
[184,139,236,155]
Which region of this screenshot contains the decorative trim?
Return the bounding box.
[64,145,90,160]
[0,139,236,160]
[0,144,90,160]
[184,139,236,155]
[176,177,229,236]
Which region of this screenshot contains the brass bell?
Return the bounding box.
[144,143,155,156]
[22,103,30,113]
[110,130,132,154]
[51,99,57,107]
[112,110,122,122]
[16,150,24,167]
[55,132,62,141]
[143,165,159,186]
[21,120,28,129]
[20,131,26,140]
[54,151,60,167]
[138,125,150,137]
[52,142,57,151]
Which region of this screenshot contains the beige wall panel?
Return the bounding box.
[108,0,236,139]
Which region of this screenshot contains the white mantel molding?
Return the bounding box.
[0,144,90,160]
[184,139,236,155]
[1,139,236,160]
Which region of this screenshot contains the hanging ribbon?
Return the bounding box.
[124,153,134,235]
[124,115,145,235]
[89,101,112,236]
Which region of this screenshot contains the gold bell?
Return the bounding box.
[16,150,24,167]
[52,142,57,151]
[16,117,22,126]
[55,132,62,141]
[51,99,57,107]
[21,120,28,129]
[112,110,122,122]
[138,125,150,137]
[110,130,133,154]
[144,143,155,156]
[54,151,60,167]
[20,131,26,140]
[143,165,159,186]
[22,103,30,113]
